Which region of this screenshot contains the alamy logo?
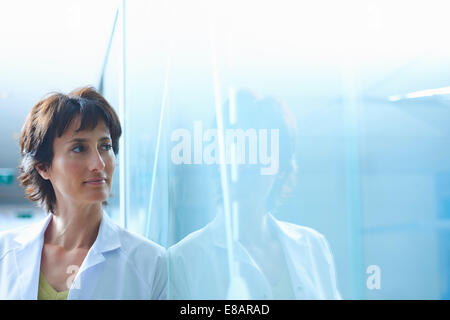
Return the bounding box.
[66,265,81,290]
[366,265,381,290]
[170,121,280,175]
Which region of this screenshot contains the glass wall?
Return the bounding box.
[102,0,450,299]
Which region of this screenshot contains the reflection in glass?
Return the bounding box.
[168,89,341,299]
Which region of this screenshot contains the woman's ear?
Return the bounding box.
[35,163,50,180]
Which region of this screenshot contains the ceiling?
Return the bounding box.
[1,0,450,204]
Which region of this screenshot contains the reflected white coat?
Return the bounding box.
[0,211,167,300]
[169,213,341,299]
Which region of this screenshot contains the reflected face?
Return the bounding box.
[229,163,277,202]
[43,116,115,206]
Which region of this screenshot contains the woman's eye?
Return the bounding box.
[72,145,84,153]
[101,144,113,151]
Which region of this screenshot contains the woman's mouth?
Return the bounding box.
[84,178,106,185]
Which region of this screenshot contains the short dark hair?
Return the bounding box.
[18,86,122,213]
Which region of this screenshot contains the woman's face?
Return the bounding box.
[38,116,116,208]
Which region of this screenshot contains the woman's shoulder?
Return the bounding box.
[274,218,327,242]
[0,227,20,258]
[167,218,220,256]
[104,215,166,259]
[0,224,27,240]
[0,221,41,260]
[274,218,336,265]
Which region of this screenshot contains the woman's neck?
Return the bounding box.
[230,199,272,246]
[44,202,102,251]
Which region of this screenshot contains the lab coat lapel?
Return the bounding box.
[68,211,120,299]
[209,214,274,299]
[13,214,52,300]
[78,211,121,273]
[209,213,257,268]
[268,214,317,299]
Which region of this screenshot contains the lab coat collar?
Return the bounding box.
[13,213,52,248]
[208,211,313,299]
[268,215,318,298]
[12,210,121,299]
[13,210,121,253]
[90,211,121,254]
[12,214,52,299]
[69,210,121,276]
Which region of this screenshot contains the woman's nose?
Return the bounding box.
[89,150,106,171]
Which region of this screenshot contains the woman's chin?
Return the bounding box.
[82,192,110,204]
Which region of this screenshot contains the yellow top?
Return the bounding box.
[38,271,69,300]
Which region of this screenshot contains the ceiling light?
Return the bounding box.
[389,86,450,102]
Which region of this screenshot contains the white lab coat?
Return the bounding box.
[168,213,341,299]
[0,211,167,300]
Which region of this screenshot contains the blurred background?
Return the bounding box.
[1,0,449,299]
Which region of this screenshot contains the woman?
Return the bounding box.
[0,87,167,300]
[168,89,341,299]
